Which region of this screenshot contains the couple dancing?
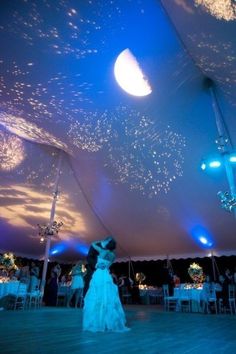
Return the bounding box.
[83,236,130,332]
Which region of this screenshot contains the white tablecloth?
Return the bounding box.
[0,281,20,298]
[139,288,162,304]
[174,287,203,312]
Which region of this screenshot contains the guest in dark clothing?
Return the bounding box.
[217,274,229,309]
[162,265,174,296]
[44,270,58,306]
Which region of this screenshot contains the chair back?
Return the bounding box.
[208,286,216,300]
[162,284,169,297]
[228,284,235,299]
[17,282,27,296]
[179,288,191,299]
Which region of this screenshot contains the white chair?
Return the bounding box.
[228,284,236,315]
[149,288,163,305]
[57,285,69,306]
[178,289,191,312]
[121,287,132,304]
[8,282,27,310]
[26,290,40,309]
[162,284,178,311]
[207,287,218,314]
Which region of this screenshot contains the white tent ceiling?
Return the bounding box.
[0,0,236,262]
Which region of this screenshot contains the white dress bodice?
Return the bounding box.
[95,256,112,270]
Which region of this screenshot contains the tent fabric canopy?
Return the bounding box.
[0,0,236,262]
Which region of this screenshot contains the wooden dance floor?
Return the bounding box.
[0,306,235,354]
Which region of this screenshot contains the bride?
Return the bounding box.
[83,239,129,332]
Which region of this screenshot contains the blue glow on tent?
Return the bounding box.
[74,242,89,255]
[50,243,67,256]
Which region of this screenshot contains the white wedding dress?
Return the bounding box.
[83,256,129,332]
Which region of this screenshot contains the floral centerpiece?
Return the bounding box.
[135,272,146,286]
[188,262,205,287]
[0,252,18,270]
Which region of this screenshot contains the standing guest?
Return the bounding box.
[110,270,118,285]
[67,261,84,308]
[118,275,134,303]
[60,274,67,285]
[162,265,174,296]
[218,274,229,310]
[28,261,39,292]
[52,263,61,278]
[224,268,233,283]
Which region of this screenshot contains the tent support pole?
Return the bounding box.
[208,83,236,218]
[40,150,63,292]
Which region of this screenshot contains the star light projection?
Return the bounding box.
[0,113,68,151]
[66,105,186,197]
[68,110,113,153]
[194,0,236,21]
[2,0,100,58]
[105,107,186,197]
[0,131,25,171]
[0,61,94,124]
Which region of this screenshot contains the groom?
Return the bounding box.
[83,236,116,296]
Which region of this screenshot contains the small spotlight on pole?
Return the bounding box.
[229,154,236,163]
[201,162,206,170]
[209,160,221,168]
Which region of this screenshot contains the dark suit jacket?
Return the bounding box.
[86,242,102,271]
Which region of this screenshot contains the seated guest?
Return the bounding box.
[173,274,181,287]
[28,261,40,292]
[18,265,30,285]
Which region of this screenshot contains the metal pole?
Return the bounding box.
[40,150,63,291]
[128,258,131,279]
[210,251,216,282]
[209,86,236,218]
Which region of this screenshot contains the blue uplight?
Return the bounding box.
[199,236,208,245]
[50,243,67,256]
[191,226,214,249]
[209,160,221,168]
